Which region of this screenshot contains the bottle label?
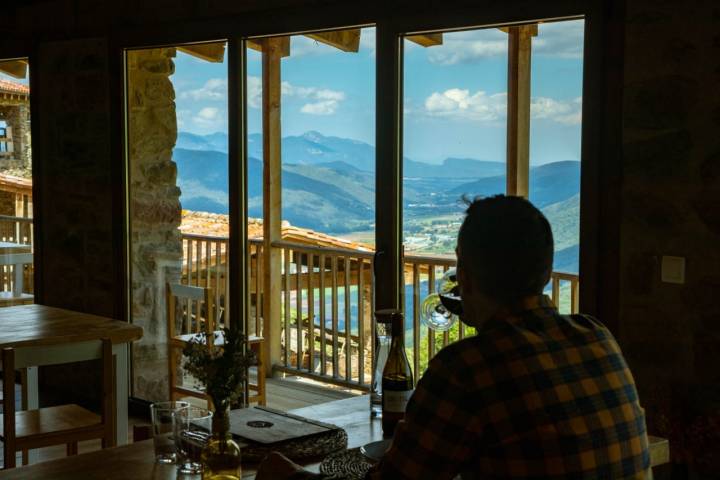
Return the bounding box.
[383,389,413,412]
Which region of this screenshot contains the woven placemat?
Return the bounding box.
[239,428,348,463]
[319,447,373,480]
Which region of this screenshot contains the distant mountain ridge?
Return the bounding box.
[173,131,581,272]
[177,131,505,178]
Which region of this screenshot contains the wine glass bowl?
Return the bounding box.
[420,268,463,332]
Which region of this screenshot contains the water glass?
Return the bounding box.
[150,401,189,464]
[175,406,213,474]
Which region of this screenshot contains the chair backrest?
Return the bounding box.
[2,338,114,446]
[166,283,216,341]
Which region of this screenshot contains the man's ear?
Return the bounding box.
[457,264,472,296]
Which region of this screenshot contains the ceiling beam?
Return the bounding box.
[177,43,226,63]
[248,37,291,58]
[406,33,443,47]
[306,30,361,52]
[498,24,539,36]
[0,60,28,79]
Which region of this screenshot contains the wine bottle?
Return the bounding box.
[381,311,414,437]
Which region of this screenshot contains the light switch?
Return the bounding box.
[661,256,685,284]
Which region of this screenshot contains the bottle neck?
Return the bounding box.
[212,404,231,440]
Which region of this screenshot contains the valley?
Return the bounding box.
[174,131,580,273]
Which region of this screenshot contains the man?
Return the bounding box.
[258,195,650,479]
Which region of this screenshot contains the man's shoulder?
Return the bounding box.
[429,335,488,370]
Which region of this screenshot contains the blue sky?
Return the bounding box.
[172,19,584,165]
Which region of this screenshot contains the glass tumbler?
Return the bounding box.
[175,406,213,474]
[150,401,190,464]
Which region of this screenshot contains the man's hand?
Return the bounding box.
[256,452,319,480]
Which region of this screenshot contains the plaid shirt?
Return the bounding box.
[369,295,650,479]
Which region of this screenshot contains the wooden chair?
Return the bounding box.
[1,338,115,469]
[0,253,33,307]
[166,283,266,406]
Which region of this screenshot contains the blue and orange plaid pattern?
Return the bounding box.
[369,295,650,479]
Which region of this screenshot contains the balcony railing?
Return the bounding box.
[180,233,580,391]
[0,214,34,295]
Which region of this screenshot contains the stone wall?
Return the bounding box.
[127,48,183,402]
[619,0,720,472]
[0,103,30,172]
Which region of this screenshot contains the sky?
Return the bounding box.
[171,19,584,165]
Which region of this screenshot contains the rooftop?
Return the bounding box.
[180,209,372,251]
[0,79,29,96]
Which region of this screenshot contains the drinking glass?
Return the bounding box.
[150,401,189,464]
[175,406,213,474]
[420,268,463,331]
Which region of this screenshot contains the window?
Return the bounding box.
[400,19,585,376]
[125,43,229,402]
[0,58,34,308]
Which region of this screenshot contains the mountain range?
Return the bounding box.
[174,131,580,272]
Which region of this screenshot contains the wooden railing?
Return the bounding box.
[0,215,34,296]
[179,232,579,391]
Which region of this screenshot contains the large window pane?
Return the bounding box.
[401,19,585,378]
[0,59,34,308]
[127,44,228,402]
[248,28,376,389]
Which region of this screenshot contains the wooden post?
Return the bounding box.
[261,37,284,376]
[506,25,535,198]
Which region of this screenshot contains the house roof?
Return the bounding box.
[0,173,32,195]
[0,79,29,95]
[180,209,372,252]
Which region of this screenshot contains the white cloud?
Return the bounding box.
[423,88,582,125]
[192,106,224,130]
[282,81,345,115]
[531,96,582,124]
[426,29,508,65]
[179,78,227,101]
[181,74,345,116]
[424,88,507,121]
[300,101,338,115]
[533,20,584,59]
[423,19,584,65]
[247,76,262,109]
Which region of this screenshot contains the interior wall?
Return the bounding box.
[618,0,720,471]
[3,0,720,467]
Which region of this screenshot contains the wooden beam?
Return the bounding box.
[177,43,226,63]
[0,60,28,80]
[248,37,291,58]
[506,25,533,198]
[306,30,361,52]
[261,37,284,375]
[498,24,539,36]
[406,33,443,47]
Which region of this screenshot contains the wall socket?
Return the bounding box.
[661,256,686,284]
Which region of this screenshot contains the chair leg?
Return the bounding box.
[21,450,28,466]
[66,442,78,456]
[4,444,15,469]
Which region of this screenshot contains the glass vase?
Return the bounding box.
[202,404,242,480]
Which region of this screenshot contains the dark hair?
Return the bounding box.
[457,195,554,304]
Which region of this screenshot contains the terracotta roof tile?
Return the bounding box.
[180,210,373,252]
[0,79,29,95]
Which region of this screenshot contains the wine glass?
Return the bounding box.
[420,268,463,332]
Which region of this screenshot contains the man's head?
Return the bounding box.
[456,195,554,322]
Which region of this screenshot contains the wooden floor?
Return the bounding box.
[0,376,361,469]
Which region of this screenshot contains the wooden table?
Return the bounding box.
[0,395,670,479]
[0,304,143,446]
